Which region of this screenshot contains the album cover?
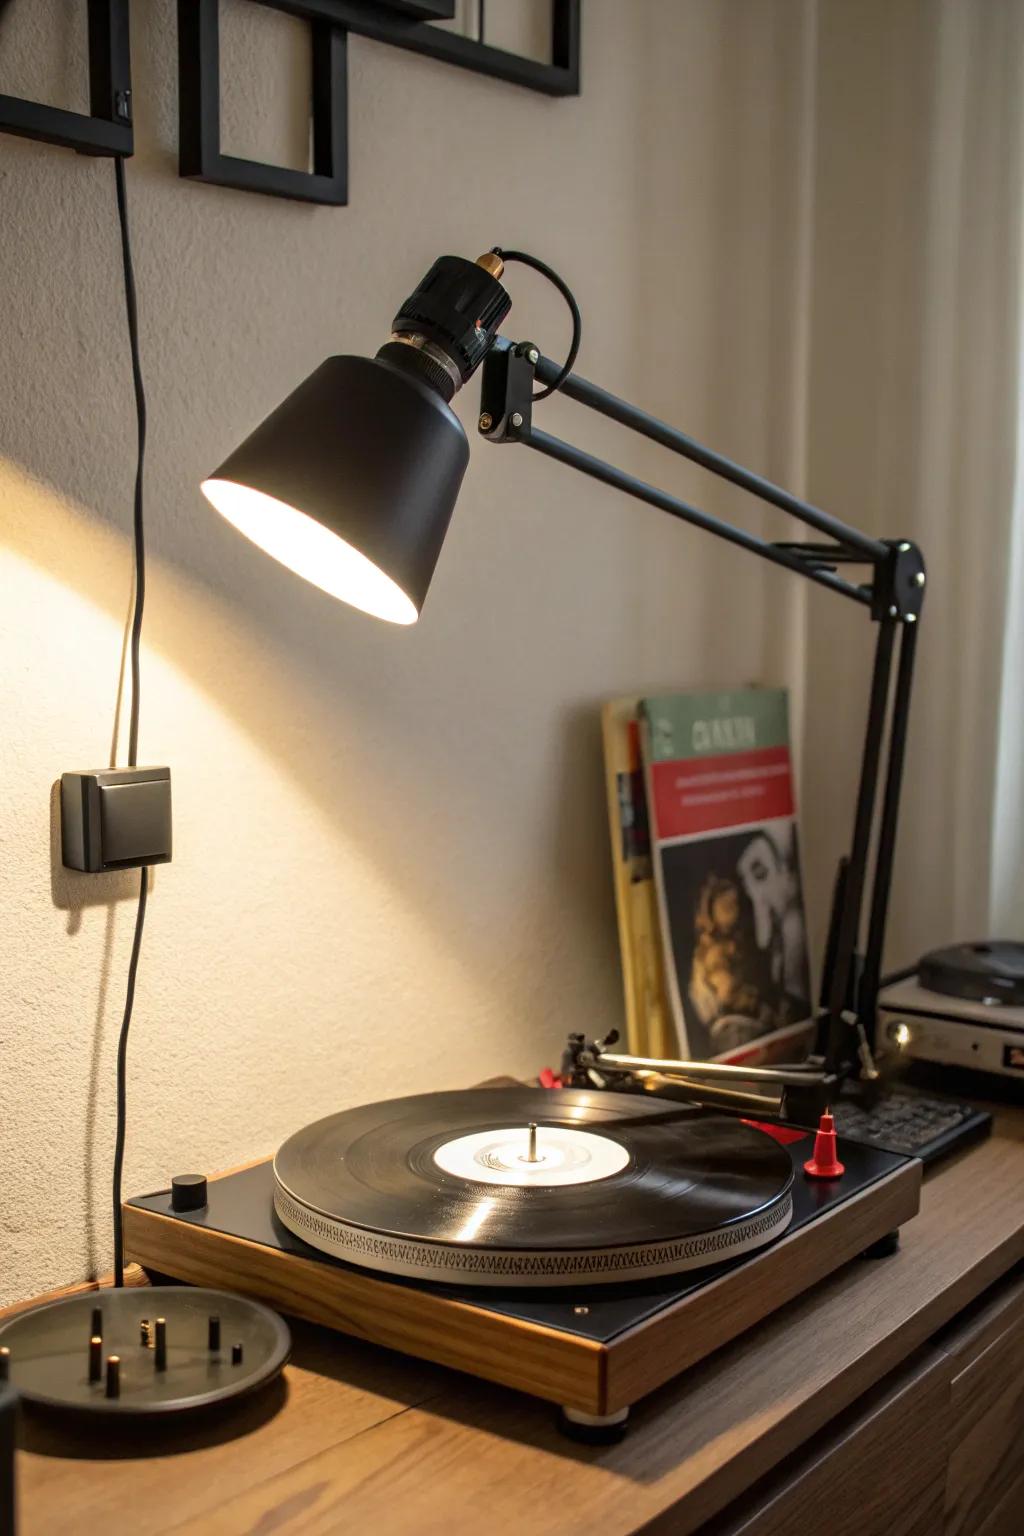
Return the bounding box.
[640,688,814,1064]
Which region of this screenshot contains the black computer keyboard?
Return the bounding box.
[832,1088,992,1163]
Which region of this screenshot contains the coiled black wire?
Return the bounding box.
[491,248,582,400]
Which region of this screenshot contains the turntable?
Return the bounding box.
[123,1084,920,1437]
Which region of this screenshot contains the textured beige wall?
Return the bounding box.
[0,0,815,1304]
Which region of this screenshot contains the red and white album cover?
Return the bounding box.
[640,688,814,1065]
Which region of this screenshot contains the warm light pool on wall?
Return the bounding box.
[199,245,926,1097]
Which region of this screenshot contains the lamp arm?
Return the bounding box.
[820,614,897,1069]
[857,618,919,1037]
[530,350,887,563]
[480,339,926,616]
[524,424,871,607]
[478,337,926,1079]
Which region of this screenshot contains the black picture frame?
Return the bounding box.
[269,0,581,97]
[177,0,348,206]
[0,0,133,157]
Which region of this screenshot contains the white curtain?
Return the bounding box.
[800,0,1024,967]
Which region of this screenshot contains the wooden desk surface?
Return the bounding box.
[12,1107,1024,1536]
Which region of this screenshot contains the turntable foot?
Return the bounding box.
[862,1228,901,1260]
[558,1405,629,1444]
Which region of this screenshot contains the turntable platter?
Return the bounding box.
[273,1088,794,1286]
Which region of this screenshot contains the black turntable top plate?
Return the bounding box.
[128,1131,907,1342]
[271,1089,795,1285]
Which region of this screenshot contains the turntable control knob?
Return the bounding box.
[171,1173,208,1212]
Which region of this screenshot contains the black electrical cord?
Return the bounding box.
[491,248,582,401]
[111,155,148,1288]
[111,871,147,1288]
[115,157,147,770]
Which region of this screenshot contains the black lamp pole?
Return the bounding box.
[478,337,925,1080]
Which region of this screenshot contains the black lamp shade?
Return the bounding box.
[202,355,469,623]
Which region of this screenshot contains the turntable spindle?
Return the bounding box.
[525,1123,539,1163]
[88,1335,102,1383]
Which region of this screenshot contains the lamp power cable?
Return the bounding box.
[111,154,148,1289]
[490,248,582,400]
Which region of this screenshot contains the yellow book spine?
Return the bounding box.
[601,698,674,1057]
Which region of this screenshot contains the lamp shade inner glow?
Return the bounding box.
[202,478,419,625]
[200,355,470,623]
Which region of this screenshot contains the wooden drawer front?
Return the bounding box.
[708,1348,948,1536]
[971,1465,1024,1536]
[945,1288,1024,1536]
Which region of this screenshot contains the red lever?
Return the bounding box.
[804,1110,845,1179]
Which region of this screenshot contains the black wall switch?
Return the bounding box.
[61,766,172,872]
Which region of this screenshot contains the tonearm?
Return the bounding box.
[561,1032,837,1125]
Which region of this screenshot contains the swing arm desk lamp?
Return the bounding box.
[200,250,926,1116]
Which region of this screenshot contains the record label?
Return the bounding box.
[432,1125,630,1187]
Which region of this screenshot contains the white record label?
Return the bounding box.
[432,1125,631,1187]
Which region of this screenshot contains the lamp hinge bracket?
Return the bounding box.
[870,539,926,623]
[478,339,536,443]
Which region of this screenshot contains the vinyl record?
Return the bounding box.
[273,1088,794,1286]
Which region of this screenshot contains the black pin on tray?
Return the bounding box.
[0,1288,289,1419]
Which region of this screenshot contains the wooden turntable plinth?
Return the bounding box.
[123,1136,921,1422]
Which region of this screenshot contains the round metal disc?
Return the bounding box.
[273,1088,794,1286]
[0,1287,290,1417]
